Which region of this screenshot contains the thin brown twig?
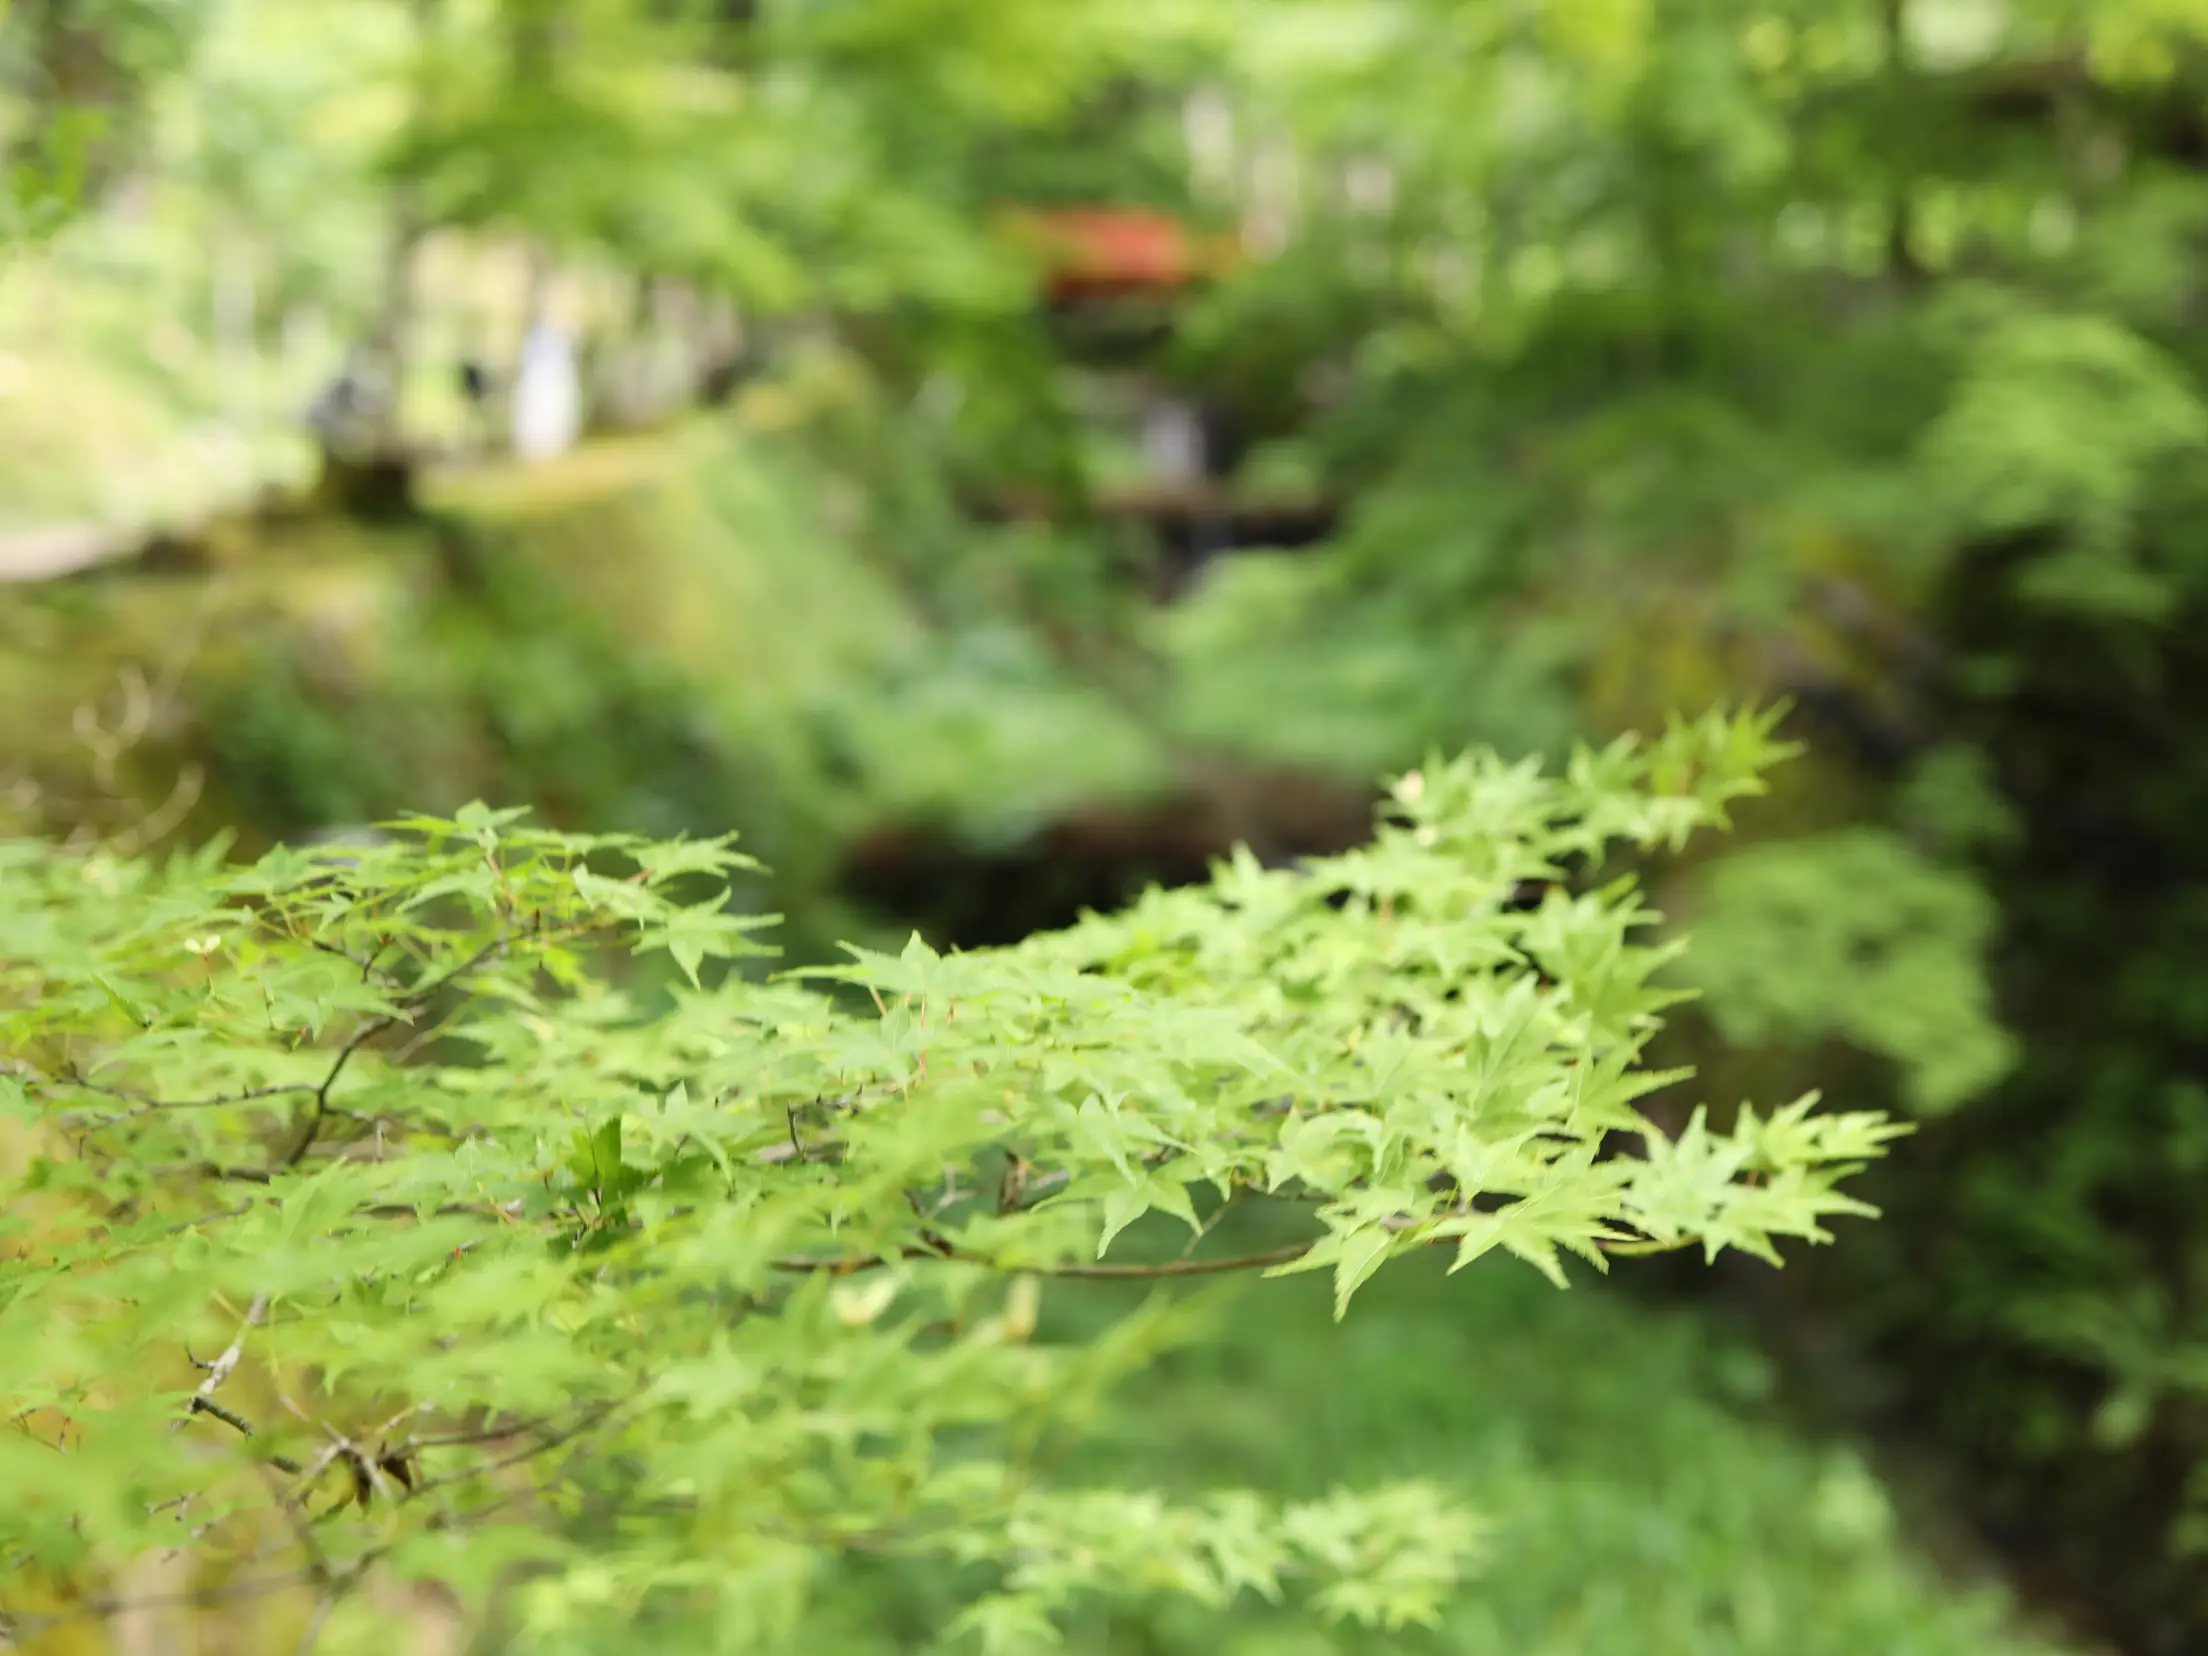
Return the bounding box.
[768,1239,1317,1281]
[176,1292,269,1434]
[280,1016,397,1168]
[53,1076,321,1126]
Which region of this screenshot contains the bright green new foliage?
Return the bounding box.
[0,709,1899,1649]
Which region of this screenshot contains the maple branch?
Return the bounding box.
[770,1240,1318,1280]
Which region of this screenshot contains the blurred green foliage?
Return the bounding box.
[1680,828,2016,1116]
[11,0,2208,1646]
[768,1245,2072,1656]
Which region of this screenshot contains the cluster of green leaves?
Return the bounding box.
[0,710,1898,1650]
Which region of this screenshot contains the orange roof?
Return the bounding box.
[998,207,1241,300]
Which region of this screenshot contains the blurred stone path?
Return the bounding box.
[0,520,137,582]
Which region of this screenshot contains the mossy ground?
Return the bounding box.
[0,415,1182,960]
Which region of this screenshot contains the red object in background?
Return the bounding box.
[1003,207,1239,304]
